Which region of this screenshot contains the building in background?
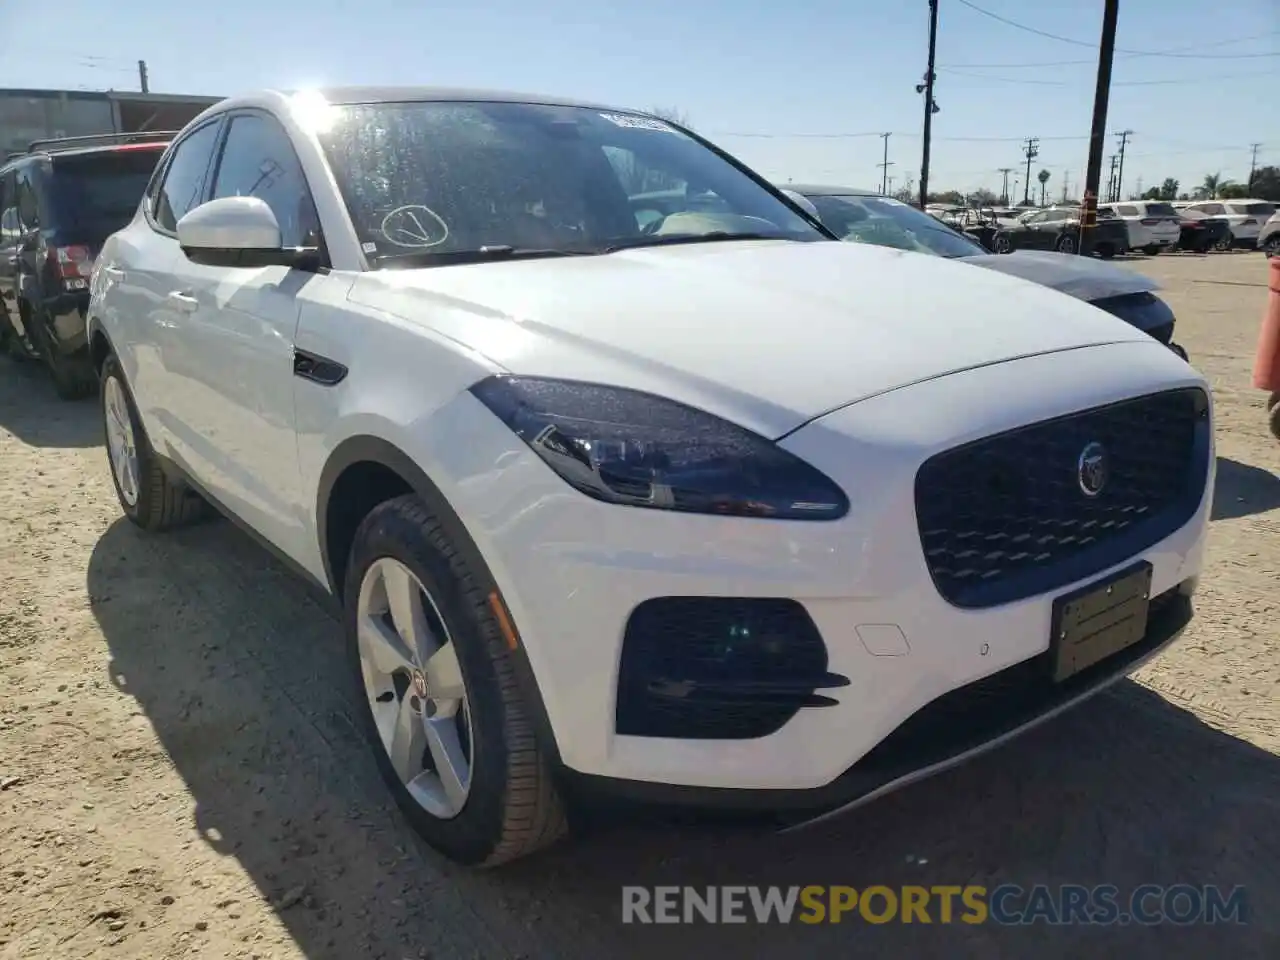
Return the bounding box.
[1,88,221,157]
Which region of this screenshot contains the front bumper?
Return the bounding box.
[453,340,1213,800]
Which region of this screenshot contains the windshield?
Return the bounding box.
[804,194,986,258]
[48,148,165,235]
[314,100,824,263]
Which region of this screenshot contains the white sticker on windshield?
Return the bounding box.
[598,112,676,132]
[361,241,378,254]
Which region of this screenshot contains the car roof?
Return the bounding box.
[310,86,626,110]
[785,184,881,197]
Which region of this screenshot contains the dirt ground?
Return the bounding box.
[1,251,1278,960]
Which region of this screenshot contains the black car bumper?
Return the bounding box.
[562,584,1195,826]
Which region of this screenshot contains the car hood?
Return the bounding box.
[957,249,1160,302]
[348,240,1151,438]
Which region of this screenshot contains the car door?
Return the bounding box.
[163,109,319,561]
[1018,211,1056,249]
[111,117,225,454]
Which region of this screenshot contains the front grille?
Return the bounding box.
[615,597,845,740]
[915,388,1210,609]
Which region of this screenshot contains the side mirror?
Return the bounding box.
[177,196,315,268]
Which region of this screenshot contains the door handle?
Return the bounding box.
[167,291,198,313]
[102,265,124,276]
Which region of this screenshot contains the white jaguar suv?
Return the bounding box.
[88,87,1215,867]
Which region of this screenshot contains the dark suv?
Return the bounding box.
[0,132,173,398]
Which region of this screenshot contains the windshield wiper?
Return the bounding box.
[603,231,794,253]
[373,245,596,268]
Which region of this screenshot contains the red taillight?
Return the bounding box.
[48,245,93,281]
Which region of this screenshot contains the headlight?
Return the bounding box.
[469,376,849,520]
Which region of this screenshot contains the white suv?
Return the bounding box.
[1176,199,1276,248]
[1096,201,1181,254]
[88,88,1214,866]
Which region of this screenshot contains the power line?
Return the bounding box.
[954,0,1280,59]
[938,67,1278,87]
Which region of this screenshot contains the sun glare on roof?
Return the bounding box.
[290,90,337,134]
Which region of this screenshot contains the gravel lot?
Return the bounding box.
[1,252,1278,959]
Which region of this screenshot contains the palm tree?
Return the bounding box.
[1037,169,1051,206]
[1200,172,1230,200]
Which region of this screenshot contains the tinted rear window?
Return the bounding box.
[1228,202,1275,217]
[1145,203,1178,217]
[48,147,166,232]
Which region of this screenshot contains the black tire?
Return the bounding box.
[99,353,207,531]
[1270,398,1280,443]
[1096,243,1116,260]
[344,494,567,867]
[1143,245,1161,256]
[1054,234,1077,255]
[1263,236,1280,259]
[26,306,96,400]
[993,233,1012,254]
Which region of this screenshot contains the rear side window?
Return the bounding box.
[1228,202,1274,217]
[154,121,222,231]
[48,148,165,235]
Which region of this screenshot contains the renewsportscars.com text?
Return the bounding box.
[621,884,1248,926]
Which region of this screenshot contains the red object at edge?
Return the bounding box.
[1253,255,1280,391]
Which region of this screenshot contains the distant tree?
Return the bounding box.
[1177,192,1191,201]
[969,188,1000,206]
[1142,186,1163,201]
[1198,172,1227,200]
[1037,168,1051,206]
[892,175,916,203]
[1250,165,1280,201]
[1158,177,1179,201]
[1218,181,1250,199]
[926,190,965,205]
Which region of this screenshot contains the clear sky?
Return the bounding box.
[8,0,1277,202]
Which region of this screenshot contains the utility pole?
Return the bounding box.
[138,60,149,94]
[1061,169,1071,203]
[1134,175,1144,201]
[1106,155,1118,202]
[999,167,1014,205]
[887,174,896,195]
[1079,0,1120,254]
[1021,137,1040,205]
[918,0,940,210]
[1115,129,1133,203]
[878,132,894,195]
[1248,143,1262,192]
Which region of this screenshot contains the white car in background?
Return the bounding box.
[1175,199,1277,248]
[88,86,1214,867]
[1096,201,1182,255]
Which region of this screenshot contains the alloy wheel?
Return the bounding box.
[356,557,473,819]
[104,376,140,507]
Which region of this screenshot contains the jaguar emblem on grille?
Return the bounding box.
[1077,441,1109,497]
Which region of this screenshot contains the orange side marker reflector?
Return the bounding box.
[488,591,519,651]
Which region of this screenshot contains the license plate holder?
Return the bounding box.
[1050,562,1153,683]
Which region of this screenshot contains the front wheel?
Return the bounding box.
[1263,236,1280,258]
[1096,243,1116,260]
[345,495,567,867]
[993,233,1012,254]
[100,353,207,531]
[1054,234,1077,255]
[1143,245,1161,256]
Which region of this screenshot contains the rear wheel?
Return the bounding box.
[1054,234,1077,255]
[1096,243,1116,260]
[993,233,1012,254]
[1143,244,1161,256]
[345,494,567,867]
[26,306,96,399]
[101,353,207,531]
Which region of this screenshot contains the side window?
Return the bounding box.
[210,113,319,248]
[15,168,39,229]
[154,121,222,232]
[1117,205,1139,217]
[1204,203,1224,216]
[0,171,16,240]
[1043,210,1068,222]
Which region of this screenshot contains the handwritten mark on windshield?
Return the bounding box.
[380,205,450,249]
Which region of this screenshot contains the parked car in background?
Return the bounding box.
[1175,210,1233,253]
[1258,210,1280,257]
[781,185,1187,358]
[0,131,173,397]
[1175,199,1276,248]
[1000,205,1127,258]
[1096,201,1181,255]
[90,88,1212,866]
